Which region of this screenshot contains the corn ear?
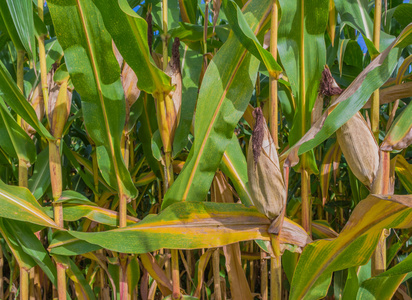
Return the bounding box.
[247,108,286,221]
[156,38,182,153]
[48,65,72,139]
[112,42,141,133]
[336,112,379,189]
[21,85,44,137]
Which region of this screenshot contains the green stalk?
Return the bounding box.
[20,268,29,300]
[301,168,311,234]
[371,0,386,277]
[119,141,129,300]
[269,0,279,148]
[37,1,65,296]
[203,0,210,56]
[16,49,29,300]
[269,2,283,298]
[371,0,382,141]
[162,0,168,71]
[37,0,49,121]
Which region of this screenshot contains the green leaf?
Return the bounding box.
[49,231,101,256]
[3,0,36,61]
[136,93,163,178]
[0,97,36,164]
[172,43,203,156]
[48,0,137,199]
[0,60,53,140]
[0,1,24,51]
[334,0,395,51]
[33,10,47,37]
[220,134,253,207]
[222,0,282,78]
[28,146,50,200]
[356,253,412,299]
[162,0,268,208]
[289,194,412,300]
[393,4,412,29]
[0,179,58,228]
[62,141,112,194]
[0,218,36,270]
[3,219,58,287]
[278,0,328,146]
[179,0,199,23]
[381,101,412,151]
[92,0,171,94]
[277,0,328,174]
[342,267,360,300]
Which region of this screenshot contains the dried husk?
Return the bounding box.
[112,42,141,133]
[21,84,44,137]
[247,109,286,221]
[336,112,379,189]
[164,37,182,131]
[122,63,140,132]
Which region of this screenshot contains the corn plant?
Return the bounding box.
[0,0,411,299]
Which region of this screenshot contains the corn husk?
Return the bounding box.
[247,108,286,221]
[21,85,44,137]
[336,112,379,189]
[156,38,182,153]
[48,66,72,139]
[112,42,141,132]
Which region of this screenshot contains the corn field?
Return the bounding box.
[0,0,411,299]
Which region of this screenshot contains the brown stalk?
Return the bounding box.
[0,247,3,300]
[213,249,222,300]
[261,252,268,300]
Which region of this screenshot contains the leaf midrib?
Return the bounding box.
[75,0,123,194]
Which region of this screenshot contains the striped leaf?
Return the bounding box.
[381,101,412,151]
[50,202,310,255]
[356,253,412,299]
[162,0,269,208]
[290,194,412,300]
[92,0,171,94]
[393,155,412,194]
[48,0,137,199]
[0,179,57,228]
[222,0,282,78]
[0,61,52,140]
[0,97,36,164]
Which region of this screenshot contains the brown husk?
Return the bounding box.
[247,110,286,221]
